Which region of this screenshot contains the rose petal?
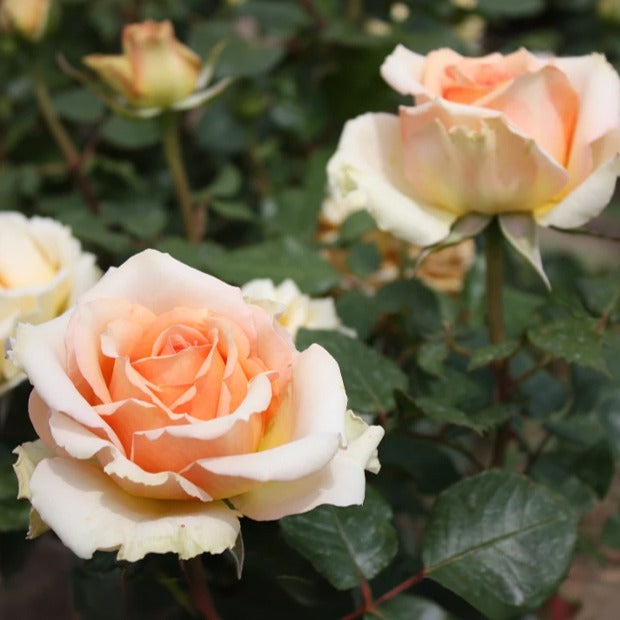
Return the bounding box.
[480,66,579,167]
[232,412,385,520]
[29,457,239,560]
[181,433,341,499]
[130,373,273,472]
[553,53,620,183]
[537,153,620,229]
[380,43,429,97]
[79,250,256,338]
[399,100,569,215]
[327,112,456,246]
[14,318,119,443]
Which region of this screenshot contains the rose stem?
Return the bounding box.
[30,64,100,214]
[485,219,512,466]
[161,112,205,243]
[180,556,221,620]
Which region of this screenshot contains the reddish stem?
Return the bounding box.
[340,568,428,620]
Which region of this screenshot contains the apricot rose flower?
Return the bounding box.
[12,250,383,561]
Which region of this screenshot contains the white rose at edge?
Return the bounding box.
[241,278,343,339]
[0,212,100,394]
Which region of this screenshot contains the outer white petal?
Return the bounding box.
[13,440,55,500]
[79,250,255,335]
[327,112,456,246]
[380,44,429,97]
[537,154,620,229]
[232,411,384,520]
[29,457,240,561]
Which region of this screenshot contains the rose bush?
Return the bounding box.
[241,278,343,339]
[0,212,99,394]
[12,250,383,561]
[83,20,201,108]
[327,46,620,247]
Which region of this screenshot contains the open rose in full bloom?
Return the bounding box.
[12,250,383,561]
[83,20,201,109]
[0,212,99,395]
[327,46,620,248]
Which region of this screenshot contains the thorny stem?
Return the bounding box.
[485,221,512,467]
[31,64,100,214]
[181,556,221,620]
[161,112,205,243]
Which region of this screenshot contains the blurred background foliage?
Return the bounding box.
[2,0,620,619]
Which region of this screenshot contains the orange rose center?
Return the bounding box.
[67,302,291,473]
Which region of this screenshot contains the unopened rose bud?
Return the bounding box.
[83,20,201,108]
[0,0,52,41]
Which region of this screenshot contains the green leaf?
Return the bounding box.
[477,0,545,17]
[413,397,514,434]
[53,87,105,123]
[601,513,620,549]
[216,37,285,78]
[422,471,578,619]
[210,200,256,222]
[101,116,161,149]
[379,434,459,495]
[0,455,29,532]
[335,290,379,340]
[530,453,597,516]
[347,242,382,278]
[577,271,620,318]
[280,486,397,590]
[206,238,339,294]
[296,330,408,413]
[376,280,442,337]
[201,164,242,199]
[468,340,520,370]
[339,210,377,244]
[528,317,608,373]
[156,237,224,271]
[364,595,450,620]
[416,341,448,377]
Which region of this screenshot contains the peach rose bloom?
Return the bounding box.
[0,0,52,41]
[12,250,383,561]
[0,212,99,395]
[328,46,620,246]
[83,20,201,108]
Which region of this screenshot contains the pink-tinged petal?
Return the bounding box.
[553,53,620,183]
[29,457,239,560]
[79,250,257,339]
[13,319,118,442]
[399,100,569,216]
[537,153,620,229]
[181,433,341,499]
[233,412,385,520]
[130,374,273,472]
[327,112,456,246]
[480,66,579,166]
[380,44,429,97]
